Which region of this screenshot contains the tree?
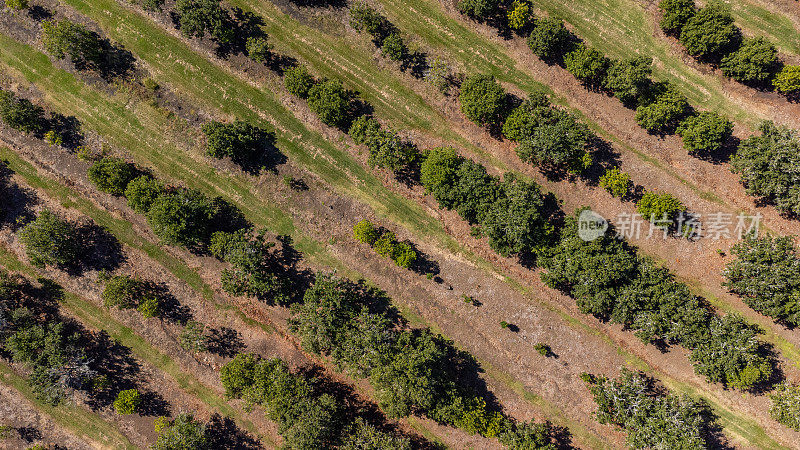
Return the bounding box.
[174,0,235,44]
[124,175,164,214]
[501,92,552,141]
[101,275,142,309]
[202,120,273,165]
[457,0,499,20]
[481,174,554,257]
[602,56,652,105]
[381,33,406,61]
[341,418,412,450]
[19,210,80,268]
[499,421,556,450]
[307,79,352,129]
[658,0,696,34]
[720,37,779,85]
[4,0,28,10]
[349,2,388,39]
[349,117,417,172]
[769,383,800,431]
[689,313,772,390]
[635,86,690,133]
[87,157,139,196]
[284,65,316,99]
[516,109,592,173]
[137,296,160,318]
[636,191,684,223]
[146,188,219,247]
[245,36,271,63]
[41,19,105,71]
[353,219,380,245]
[723,234,800,326]
[563,44,609,87]
[507,0,532,31]
[179,320,208,352]
[373,231,418,269]
[526,17,572,62]
[113,389,141,414]
[676,111,733,155]
[773,65,800,98]
[459,74,506,126]
[679,1,740,61]
[0,90,46,135]
[154,413,210,450]
[599,167,632,198]
[730,121,800,215]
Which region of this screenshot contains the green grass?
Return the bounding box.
[0,244,270,446]
[0,362,135,449]
[727,0,800,57]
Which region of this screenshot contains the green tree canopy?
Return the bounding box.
[564,44,609,87]
[459,74,507,126]
[769,383,800,431]
[175,0,235,44]
[679,1,740,61]
[720,37,779,84]
[636,191,685,223]
[0,90,46,135]
[658,0,696,34]
[18,210,80,269]
[202,120,273,165]
[526,17,573,62]
[635,85,690,133]
[307,79,353,129]
[602,56,653,104]
[124,175,165,214]
[284,65,316,99]
[773,65,800,97]
[41,19,105,71]
[154,413,210,450]
[457,0,500,20]
[676,111,733,154]
[516,109,592,173]
[87,157,139,196]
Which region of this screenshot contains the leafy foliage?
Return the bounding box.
[381,33,406,61]
[526,17,573,62]
[658,0,696,34]
[88,157,139,196]
[349,2,389,39]
[730,121,800,215]
[773,65,800,97]
[113,389,141,414]
[153,413,210,450]
[587,369,717,448]
[202,120,273,165]
[516,108,592,173]
[501,92,551,142]
[769,383,800,431]
[676,111,733,155]
[0,90,46,135]
[602,56,652,104]
[175,0,235,44]
[724,234,800,326]
[209,229,291,304]
[101,275,143,309]
[679,1,740,61]
[307,79,353,129]
[720,37,779,84]
[245,36,271,63]
[599,167,632,198]
[4,0,28,10]
[284,65,316,99]
[341,418,412,450]
[373,231,418,269]
[146,187,238,248]
[348,116,418,172]
[459,74,507,126]
[41,19,105,70]
[635,85,690,133]
[507,0,532,30]
[353,219,381,246]
[636,191,685,223]
[124,175,165,214]
[563,44,609,87]
[19,210,80,269]
[457,0,499,19]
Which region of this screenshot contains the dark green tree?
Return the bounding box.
[720,37,779,85]
[87,157,139,196]
[679,1,740,61]
[635,85,690,133]
[459,74,507,126]
[563,44,609,87]
[18,210,80,269]
[381,33,406,61]
[658,0,696,34]
[101,275,143,309]
[526,17,573,62]
[284,65,316,99]
[773,65,800,98]
[124,175,165,214]
[41,19,105,71]
[154,413,210,450]
[769,383,800,431]
[175,0,235,44]
[602,56,653,104]
[307,79,353,129]
[516,109,592,173]
[676,111,733,154]
[202,120,273,165]
[0,90,46,135]
[457,0,499,20]
[501,92,551,141]
[145,188,219,248]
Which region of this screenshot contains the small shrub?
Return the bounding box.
[113,389,141,415]
[381,33,406,61]
[507,0,531,30]
[245,36,271,63]
[4,0,29,10]
[41,19,105,70]
[527,17,572,62]
[44,130,63,147]
[534,343,550,356]
[457,0,499,19]
[499,320,509,329]
[284,65,316,99]
[353,219,380,245]
[76,145,99,162]
[424,57,451,93]
[459,74,506,126]
[142,78,160,92]
[636,191,684,224]
[773,65,800,97]
[769,382,800,431]
[124,175,164,214]
[202,119,273,164]
[0,90,46,135]
[180,320,208,353]
[676,111,733,155]
[349,2,386,37]
[88,157,139,195]
[137,296,160,318]
[599,167,632,198]
[141,0,165,12]
[102,275,142,309]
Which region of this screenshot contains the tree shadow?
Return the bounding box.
[233,131,287,176]
[73,223,125,274]
[206,327,245,358]
[144,281,192,325]
[400,50,429,79]
[404,241,439,277]
[580,135,622,187]
[265,52,298,75]
[206,414,263,449]
[275,235,316,304]
[98,40,137,81]
[47,113,85,150]
[16,426,42,443]
[286,0,347,8]
[138,390,172,417]
[694,135,739,165]
[84,330,142,409]
[0,162,37,230]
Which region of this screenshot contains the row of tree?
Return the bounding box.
[353,219,418,269]
[584,369,719,448]
[659,0,800,96]
[541,211,773,390]
[349,2,408,62]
